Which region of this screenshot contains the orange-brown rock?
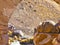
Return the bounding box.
[54,0,60,4]
[33,22,58,45]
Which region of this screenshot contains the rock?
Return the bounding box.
[9,0,60,38]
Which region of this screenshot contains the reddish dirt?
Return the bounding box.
[0,0,21,45]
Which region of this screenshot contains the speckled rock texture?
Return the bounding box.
[0,0,60,44]
[9,0,60,37]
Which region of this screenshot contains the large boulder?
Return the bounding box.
[9,0,60,38]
